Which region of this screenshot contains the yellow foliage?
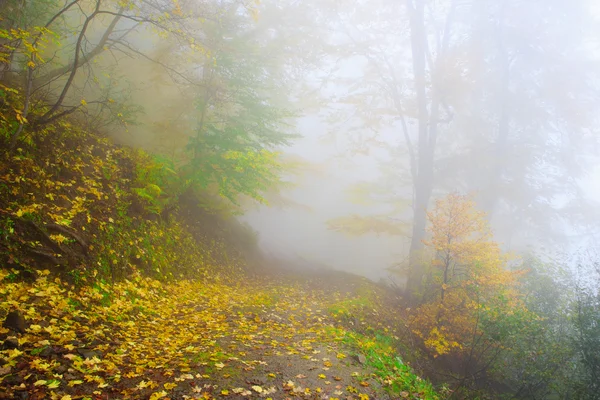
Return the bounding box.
[410,193,525,357]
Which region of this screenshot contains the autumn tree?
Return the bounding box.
[409,193,530,393]
[0,0,308,213]
[114,0,316,211]
[322,0,600,301]
[320,0,457,298]
[182,2,298,206]
[0,0,218,149]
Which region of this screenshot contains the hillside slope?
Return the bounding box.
[0,119,438,399]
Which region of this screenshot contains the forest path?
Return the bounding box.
[0,268,436,399]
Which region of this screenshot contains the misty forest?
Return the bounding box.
[1,0,600,399]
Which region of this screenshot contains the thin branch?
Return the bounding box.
[35,6,123,90]
[8,0,82,149]
[34,0,103,127]
[42,0,82,31]
[36,103,83,126]
[108,39,204,87]
[9,61,34,150]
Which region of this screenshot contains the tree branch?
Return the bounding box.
[46,223,88,253]
[34,0,103,127]
[34,5,123,91]
[107,39,204,87]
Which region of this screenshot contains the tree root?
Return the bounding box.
[46,223,88,254]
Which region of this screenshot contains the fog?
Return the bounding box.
[5,0,600,396]
[19,0,600,283]
[240,115,404,282]
[236,0,600,282]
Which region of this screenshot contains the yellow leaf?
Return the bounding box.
[149,391,167,400]
[47,380,60,389]
[252,385,263,393]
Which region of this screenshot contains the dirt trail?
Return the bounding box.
[0,267,434,399]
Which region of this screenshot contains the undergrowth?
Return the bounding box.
[326,326,439,399]
[0,90,246,285]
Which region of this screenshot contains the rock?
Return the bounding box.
[77,348,100,359]
[353,354,367,364]
[2,337,19,350]
[2,311,26,333]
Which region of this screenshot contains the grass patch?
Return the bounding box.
[325,326,439,399]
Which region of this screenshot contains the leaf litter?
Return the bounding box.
[0,268,436,399]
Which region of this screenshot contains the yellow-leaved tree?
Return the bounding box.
[409,193,531,391]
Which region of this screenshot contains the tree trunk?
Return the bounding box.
[404,0,456,302]
[406,0,434,301]
[480,13,511,217]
